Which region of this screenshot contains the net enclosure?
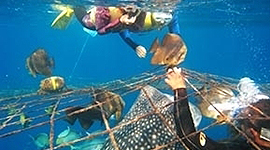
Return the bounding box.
[0,67,269,150]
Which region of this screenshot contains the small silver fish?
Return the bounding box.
[56,126,80,145]
[29,133,49,149]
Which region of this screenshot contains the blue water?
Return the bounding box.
[0,0,270,149]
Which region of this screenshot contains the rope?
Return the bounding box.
[68,35,90,82]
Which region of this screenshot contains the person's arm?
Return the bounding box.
[166,68,201,149]
[119,30,146,58]
[174,87,222,150]
[98,19,121,34]
[168,13,181,36]
[174,88,197,145]
[165,67,250,150]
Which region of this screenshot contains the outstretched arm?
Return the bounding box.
[166,68,200,149]
[168,13,181,36]
[119,30,146,58]
[165,67,249,150]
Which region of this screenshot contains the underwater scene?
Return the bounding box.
[0,0,270,149]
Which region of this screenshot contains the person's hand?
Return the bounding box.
[120,15,136,25]
[165,67,186,90]
[136,46,147,58]
[250,128,270,148]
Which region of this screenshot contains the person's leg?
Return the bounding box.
[74,6,88,27]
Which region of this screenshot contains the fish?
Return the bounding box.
[150,33,187,67]
[26,49,54,77]
[65,90,125,130]
[101,85,200,150]
[29,133,49,149]
[6,104,17,115]
[56,127,105,150]
[19,113,31,128]
[92,89,125,120]
[38,76,65,94]
[45,104,60,116]
[65,106,103,130]
[70,138,105,150]
[196,85,235,121]
[56,126,80,145]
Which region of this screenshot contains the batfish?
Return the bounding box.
[26,49,54,77]
[65,90,125,130]
[150,33,187,66]
[92,89,125,120]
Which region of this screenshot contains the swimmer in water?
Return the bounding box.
[51,5,181,58]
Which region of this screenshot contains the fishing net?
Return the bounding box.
[0,67,269,150]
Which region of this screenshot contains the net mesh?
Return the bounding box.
[0,67,269,150]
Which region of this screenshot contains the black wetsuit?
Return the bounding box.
[173,88,253,150]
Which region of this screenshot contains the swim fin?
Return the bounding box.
[51,6,74,30]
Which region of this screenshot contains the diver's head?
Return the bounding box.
[237,98,270,144]
[122,5,138,13]
[240,99,270,126]
[152,12,173,27]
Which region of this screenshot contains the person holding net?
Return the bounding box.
[165,67,270,150]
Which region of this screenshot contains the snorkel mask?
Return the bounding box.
[122,5,138,13]
[152,12,173,28]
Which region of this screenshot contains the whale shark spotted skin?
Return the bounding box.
[102,85,183,150]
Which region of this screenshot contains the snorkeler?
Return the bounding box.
[51,5,181,58]
[165,67,270,150]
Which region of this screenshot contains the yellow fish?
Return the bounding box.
[45,105,60,116]
[19,113,31,128]
[38,76,65,94]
